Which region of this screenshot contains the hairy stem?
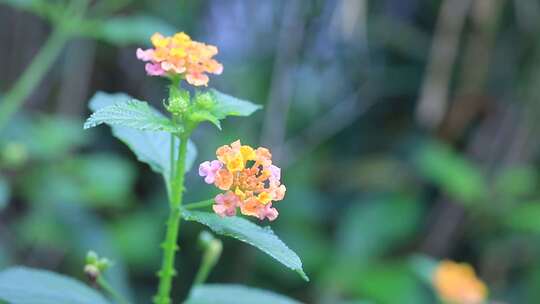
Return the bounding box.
[165,133,176,202]
[0,27,70,131]
[154,133,189,304]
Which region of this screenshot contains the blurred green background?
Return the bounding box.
[1,0,540,303]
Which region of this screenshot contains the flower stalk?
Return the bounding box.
[97,276,130,304]
[184,199,214,210]
[154,83,191,304]
[192,231,222,286]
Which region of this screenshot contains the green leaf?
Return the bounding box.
[87,92,197,176]
[96,15,176,46]
[415,141,487,203]
[504,201,540,233]
[22,154,136,208]
[0,267,110,304]
[325,196,429,303]
[184,284,302,304]
[187,90,262,130]
[188,110,222,130]
[211,89,262,118]
[349,262,431,304]
[494,166,538,198]
[110,210,162,271]
[84,99,179,133]
[181,210,308,281]
[69,154,136,207]
[336,195,422,265]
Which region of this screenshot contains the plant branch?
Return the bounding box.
[154,132,190,304]
[415,0,472,130]
[192,234,222,286]
[97,276,130,304]
[184,199,214,210]
[0,27,70,131]
[0,0,91,131]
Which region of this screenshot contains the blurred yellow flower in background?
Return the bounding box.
[433,260,488,304]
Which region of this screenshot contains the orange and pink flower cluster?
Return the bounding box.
[136,32,223,86]
[199,140,286,221]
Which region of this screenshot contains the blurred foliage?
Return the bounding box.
[98,15,176,46]
[415,142,487,204]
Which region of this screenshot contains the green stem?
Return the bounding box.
[154,134,190,304]
[184,199,214,210]
[165,133,176,203]
[192,238,222,286]
[97,276,130,304]
[0,27,71,131]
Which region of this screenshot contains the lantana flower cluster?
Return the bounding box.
[136,32,223,86]
[199,140,286,221]
[433,260,488,304]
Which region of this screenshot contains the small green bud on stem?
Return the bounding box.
[165,85,190,116]
[84,250,111,282]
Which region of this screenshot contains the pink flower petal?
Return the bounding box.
[213,204,229,217]
[199,161,210,176]
[136,48,154,61]
[261,204,279,221]
[199,160,222,184]
[213,192,239,217]
[145,63,164,76]
[269,165,281,182]
[210,160,222,170]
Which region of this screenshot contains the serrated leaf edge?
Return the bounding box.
[83,100,179,133]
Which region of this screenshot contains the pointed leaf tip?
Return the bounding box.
[181,210,307,281]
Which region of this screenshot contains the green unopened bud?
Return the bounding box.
[166,86,190,115]
[86,251,98,265]
[84,251,111,281]
[195,92,215,110]
[96,258,111,271]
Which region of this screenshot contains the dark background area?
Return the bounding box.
[1,0,540,303]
